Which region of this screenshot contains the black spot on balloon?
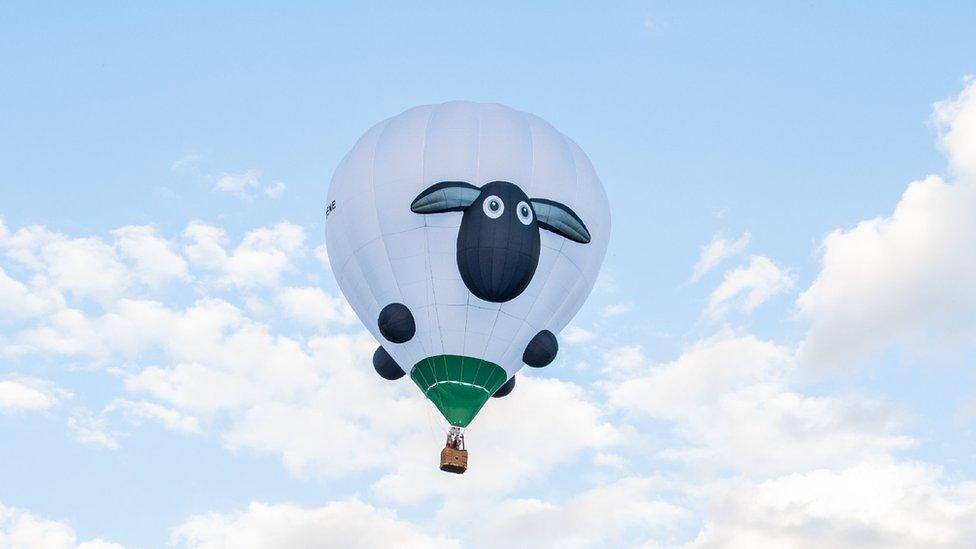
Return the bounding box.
[492,376,516,398]
[372,346,406,380]
[523,330,558,367]
[378,303,415,343]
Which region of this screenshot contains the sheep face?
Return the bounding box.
[411,180,591,303]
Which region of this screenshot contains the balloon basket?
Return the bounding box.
[440,427,468,474]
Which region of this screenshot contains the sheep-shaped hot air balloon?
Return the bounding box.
[325,102,610,473]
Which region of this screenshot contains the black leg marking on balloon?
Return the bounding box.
[378,303,415,343]
[492,376,516,398]
[373,346,406,380]
[523,329,558,368]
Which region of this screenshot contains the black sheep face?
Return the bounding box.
[411,180,591,303]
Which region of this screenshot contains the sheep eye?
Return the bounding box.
[517,201,533,225]
[482,195,504,219]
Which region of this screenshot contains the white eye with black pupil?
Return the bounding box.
[517,201,533,225]
[483,195,504,219]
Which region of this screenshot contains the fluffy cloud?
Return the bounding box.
[609,332,911,475]
[220,332,417,476]
[275,287,357,329]
[934,77,976,181]
[478,477,690,548]
[0,267,64,321]
[67,409,119,450]
[705,255,793,320]
[0,377,69,413]
[46,237,127,300]
[118,298,319,415]
[562,325,596,344]
[0,225,129,302]
[109,399,202,434]
[171,500,459,549]
[689,460,976,548]
[797,176,976,364]
[112,225,189,286]
[691,232,750,282]
[14,308,106,357]
[183,222,305,287]
[0,503,121,549]
[212,169,286,200]
[601,301,633,318]
[601,345,645,375]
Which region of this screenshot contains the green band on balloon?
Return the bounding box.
[410,355,508,428]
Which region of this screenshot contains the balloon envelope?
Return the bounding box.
[326,101,609,427]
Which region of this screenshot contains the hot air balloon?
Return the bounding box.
[325,102,610,473]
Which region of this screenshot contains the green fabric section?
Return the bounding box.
[410,355,508,427]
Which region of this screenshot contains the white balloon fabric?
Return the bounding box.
[325,101,610,427]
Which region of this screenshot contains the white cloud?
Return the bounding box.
[110,399,201,434]
[112,225,189,286]
[0,225,129,302]
[479,477,689,548]
[172,500,459,549]
[691,232,751,282]
[601,345,645,375]
[0,266,64,321]
[181,222,228,271]
[262,180,286,198]
[118,299,318,415]
[0,377,69,413]
[705,255,793,319]
[0,221,187,306]
[212,170,286,200]
[563,326,596,344]
[610,332,788,416]
[312,244,330,269]
[0,502,122,549]
[609,332,911,475]
[601,301,633,318]
[213,169,261,197]
[797,176,976,364]
[275,287,357,328]
[689,460,976,548]
[183,221,306,287]
[16,308,105,357]
[933,77,976,182]
[171,153,202,172]
[220,332,416,476]
[41,238,129,302]
[593,452,627,469]
[67,409,119,450]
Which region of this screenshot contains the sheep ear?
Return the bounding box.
[411,181,481,214]
[530,199,591,244]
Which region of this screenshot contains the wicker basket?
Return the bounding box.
[440,446,468,474]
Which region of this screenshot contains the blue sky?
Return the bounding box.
[2,2,976,547]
